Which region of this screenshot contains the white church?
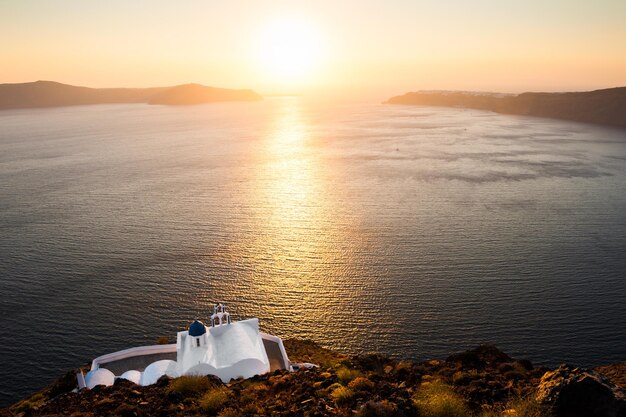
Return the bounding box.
[81,304,294,389]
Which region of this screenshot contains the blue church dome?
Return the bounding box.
[188,320,206,337]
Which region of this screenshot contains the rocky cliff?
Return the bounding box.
[2,340,625,417]
[385,88,626,128]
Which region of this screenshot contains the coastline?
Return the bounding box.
[385,87,626,128]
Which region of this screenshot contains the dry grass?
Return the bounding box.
[11,392,47,414]
[239,381,269,404]
[167,375,213,397]
[413,380,472,417]
[337,366,361,385]
[479,395,548,417]
[199,387,230,414]
[216,407,240,417]
[348,376,375,391]
[331,386,355,406]
[283,339,347,367]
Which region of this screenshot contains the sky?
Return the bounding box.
[1,0,625,98]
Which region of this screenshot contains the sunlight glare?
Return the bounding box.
[257,16,325,85]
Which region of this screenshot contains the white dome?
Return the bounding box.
[185,362,218,377]
[140,359,178,386]
[119,370,142,385]
[85,368,115,389]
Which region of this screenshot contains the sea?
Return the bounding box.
[1,97,625,406]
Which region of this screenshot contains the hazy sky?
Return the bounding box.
[2,0,625,98]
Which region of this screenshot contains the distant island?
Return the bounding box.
[0,81,262,109]
[385,87,626,128]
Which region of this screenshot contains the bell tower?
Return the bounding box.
[211,303,231,327]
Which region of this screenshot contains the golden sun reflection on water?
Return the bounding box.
[212,98,372,342]
[251,98,337,287]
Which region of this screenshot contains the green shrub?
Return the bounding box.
[331,386,355,406]
[413,380,471,417]
[337,366,361,385]
[200,387,229,414]
[167,375,212,397]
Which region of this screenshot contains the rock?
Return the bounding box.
[516,359,534,371]
[167,390,183,403]
[355,400,399,417]
[596,363,626,388]
[115,403,142,417]
[355,354,391,374]
[536,364,626,417]
[447,345,513,370]
[155,375,170,387]
[48,370,78,398]
[113,378,136,388]
[318,379,334,389]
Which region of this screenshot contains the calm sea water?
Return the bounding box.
[1,98,625,405]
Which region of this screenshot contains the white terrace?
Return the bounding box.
[80,304,290,389]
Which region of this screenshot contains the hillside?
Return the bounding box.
[0,81,262,109]
[147,84,262,105]
[385,87,626,128]
[2,340,625,417]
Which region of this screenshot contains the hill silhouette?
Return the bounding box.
[386,87,626,128]
[0,81,262,109]
[148,83,261,105]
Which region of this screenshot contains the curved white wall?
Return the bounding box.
[214,358,269,382]
[119,370,142,385]
[140,360,178,386]
[85,368,115,389]
[209,319,268,369]
[185,362,219,377]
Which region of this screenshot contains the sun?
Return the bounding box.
[257,16,325,84]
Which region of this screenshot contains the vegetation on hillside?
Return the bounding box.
[3,340,625,417]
